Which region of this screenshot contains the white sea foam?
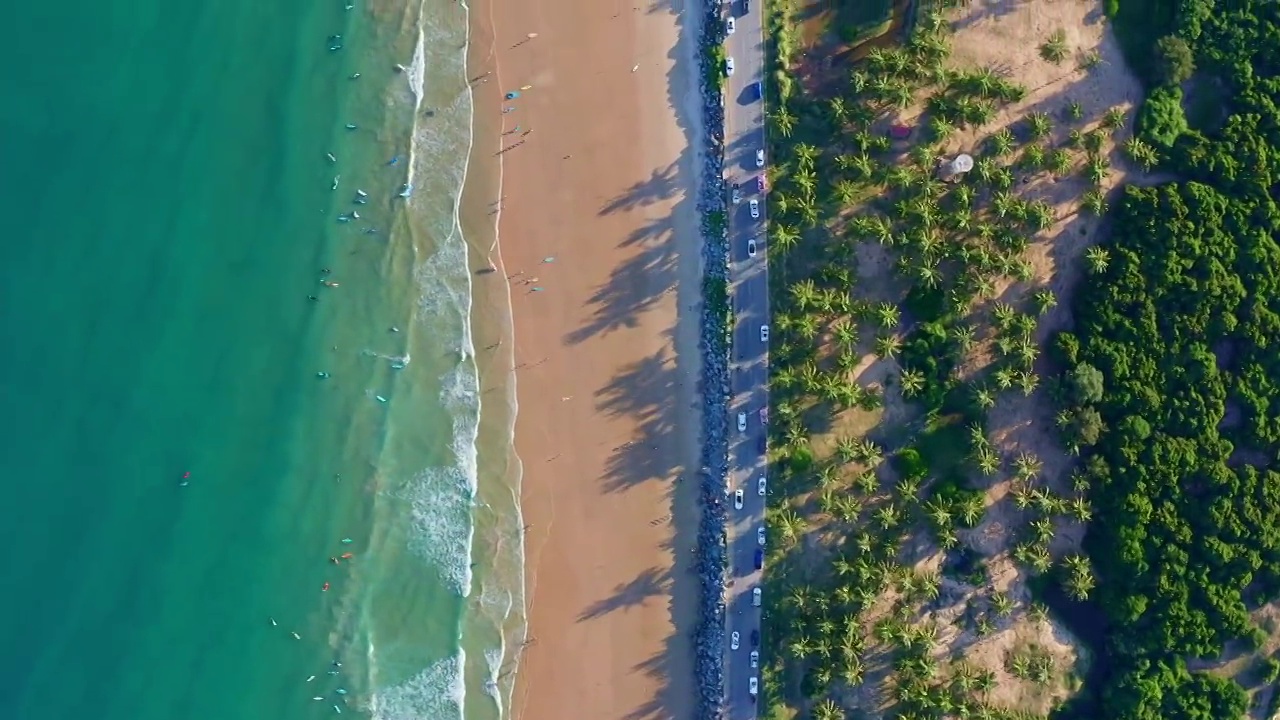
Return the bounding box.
[372,0,530,718]
[368,652,466,720]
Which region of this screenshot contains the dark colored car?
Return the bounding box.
[743,0,750,14]
[753,548,764,570]
[751,81,763,101]
[750,629,760,647]
[757,435,766,454]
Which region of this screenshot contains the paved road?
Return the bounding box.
[720,0,768,717]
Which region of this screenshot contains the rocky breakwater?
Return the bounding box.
[692,1,730,718]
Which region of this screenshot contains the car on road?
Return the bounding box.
[737,411,747,432]
[760,324,769,342]
[726,16,735,34]
[750,650,759,668]
[751,629,760,646]
[731,631,740,650]
[753,548,763,569]
[757,435,766,453]
[756,148,765,168]
[731,183,740,205]
[751,81,763,101]
[749,199,759,219]
[725,57,735,76]
[759,407,768,424]
[734,488,745,510]
[743,0,750,13]
[756,527,765,546]
[753,586,762,606]
[749,677,759,697]
[758,475,767,495]
[756,174,766,192]
[747,238,756,258]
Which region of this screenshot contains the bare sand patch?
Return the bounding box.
[464,0,706,717]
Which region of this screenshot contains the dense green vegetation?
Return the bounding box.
[1051,0,1280,717]
[756,0,1280,714]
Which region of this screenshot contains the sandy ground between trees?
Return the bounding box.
[823,1,1152,714]
[464,0,707,718]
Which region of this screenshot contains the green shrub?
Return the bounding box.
[1137,85,1188,148]
[895,448,929,480]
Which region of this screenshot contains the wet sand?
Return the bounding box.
[464,0,707,716]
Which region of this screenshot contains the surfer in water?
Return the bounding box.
[179,471,191,487]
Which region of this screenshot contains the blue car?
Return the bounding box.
[753,548,764,570]
[751,81,763,101]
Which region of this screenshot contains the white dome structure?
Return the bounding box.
[938,153,973,182]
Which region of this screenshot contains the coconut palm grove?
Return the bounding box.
[754,0,1280,717]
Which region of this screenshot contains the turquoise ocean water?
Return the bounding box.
[0,1,525,719]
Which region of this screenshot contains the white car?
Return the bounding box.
[758,476,767,496]
[734,488,745,510]
[737,411,747,432]
[757,527,765,545]
[731,186,741,205]
[747,238,757,257]
[726,16,735,34]
[749,199,759,219]
[753,587,762,606]
[755,148,765,167]
[749,677,759,696]
[731,631,741,650]
[760,324,769,342]
[726,57,735,76]
[750,650,759,669]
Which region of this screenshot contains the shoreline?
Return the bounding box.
[461,0,711,716]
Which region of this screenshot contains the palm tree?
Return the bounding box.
[1085,155,1110,185]
[1063,554,1095,600]
[943,325,974,355]
[900,368,927,397]
[771,224,801,254]
[827,96,849,129]
[1033,289,1057,315]
[1124,136,1159,170]
[990,591,1014,617]
[812,698,843,720]
[987,128,1015,156]
[789,279,820,310]
[958,495,985,526]
[1084,245,1110,274]
[788,634,815,659]
[1020,142,1046,171]
[1027,200,1055,231]
[930,116,956,143]
[834,179,859,206]
[1069,497,1093,522]
[769,106,796,138]
[1017,370,1039,396]
[1103,106,1127,131]
[854,470,879,495]
[1030,517,1055,544]
[1081,189,1108,216]
[875,333,901,359]
[1026,111,1053,139]
[875,302,901,329]
[875,503,901,529]
[1047,147,1072,176]
[853,439,883,465]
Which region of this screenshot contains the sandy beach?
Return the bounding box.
[463,0,708,717]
